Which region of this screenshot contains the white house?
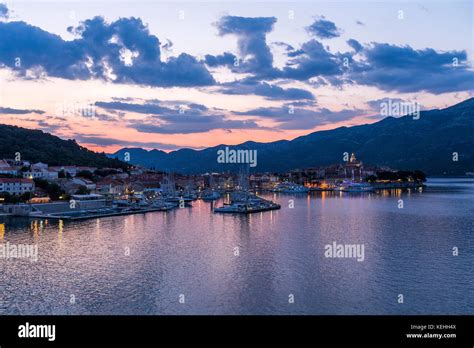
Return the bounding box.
[0,178,35,195]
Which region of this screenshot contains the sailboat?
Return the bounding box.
[214,166,280,213]
[201,174,221,201]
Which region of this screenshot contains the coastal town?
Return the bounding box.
[0,153,426,219]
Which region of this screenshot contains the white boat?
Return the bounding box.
[215,192,280,214]
[339,182,375,193]
[201,190,221,201]
[151,199,176,210]
[215,166,280,214]
[214,200,280,213]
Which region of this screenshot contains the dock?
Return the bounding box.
[29,206,174,221]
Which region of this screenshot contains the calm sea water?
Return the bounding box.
[0,178,473,315]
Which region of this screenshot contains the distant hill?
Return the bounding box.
[0,124,127,169]
[111,98,474,175]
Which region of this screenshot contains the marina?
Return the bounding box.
[0,180,427,220]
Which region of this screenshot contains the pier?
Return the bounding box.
[30,206,173,221]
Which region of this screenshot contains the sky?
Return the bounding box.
[0,0,473,153]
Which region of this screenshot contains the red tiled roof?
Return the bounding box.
[0,178,34,184]
[97,178,123,186]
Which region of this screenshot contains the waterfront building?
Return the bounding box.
[0,178,35,195]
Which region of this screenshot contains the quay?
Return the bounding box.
[1,194,180,222]
[30,206,173,221]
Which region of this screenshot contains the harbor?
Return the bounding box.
[0,180,425,220]
[0,153,426,221]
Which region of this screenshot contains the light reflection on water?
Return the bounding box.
[0,178,472,315]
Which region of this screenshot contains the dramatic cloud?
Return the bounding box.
[212,16,277,75]
[1,9,473,119]
[218,80,315,100]
[0,106,45,114]
[349,43,474,94]
[234,106,364,130]
[282,40,342,80]
[307,17,342,39]
[205,15,474,95]
[0,16,214,87]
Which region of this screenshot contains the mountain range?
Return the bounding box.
[111,98,474,175]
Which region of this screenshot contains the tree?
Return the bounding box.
[94,168,119,177]
[75,186,90,195]
[76,170,94,180]
[0,192,11,203]
[366,175,377,182]
[413,170,427,182]
[46,182,64,200]
[33,178,65,200]
[20,192,32,202]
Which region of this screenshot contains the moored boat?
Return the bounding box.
[272,182,309,193]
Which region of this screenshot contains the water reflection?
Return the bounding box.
[0,179,472,315]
